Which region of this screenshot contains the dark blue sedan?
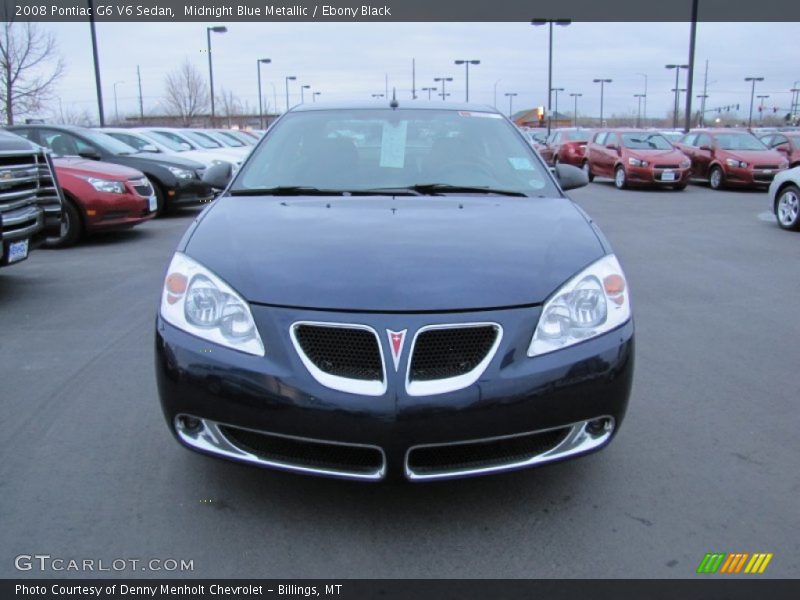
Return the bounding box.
[155,102,634,481]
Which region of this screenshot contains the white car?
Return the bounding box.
[768,166,800,231]
[101,128,237,171]
[187,129,251,161]
[140,128,246,163]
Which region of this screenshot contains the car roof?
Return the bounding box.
[288,100,500,113]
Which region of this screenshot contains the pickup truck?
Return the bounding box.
[0,130,62,268]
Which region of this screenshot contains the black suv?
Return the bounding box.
[0,130,62,268]
[7,125,214,214]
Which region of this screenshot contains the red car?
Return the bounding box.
[540,128,591,168]
[675,129,789,190]
[50,158,157,247]
[760,132,800,168]
[585,129,691,190]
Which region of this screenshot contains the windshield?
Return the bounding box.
[107,132,156,152]
[82,131,138,155]
[186,131,223,149]
[214,131,247,146]
[715,133,768,151]
[232,109,558,196]
[621,133,673,150]
[143,131,188,152]
[563,130,590,142]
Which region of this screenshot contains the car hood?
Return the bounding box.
[183,195,606,311]
[53,157,143,179]
[128,152,205,170]
[721,149,785,164]
[627,148,687,162]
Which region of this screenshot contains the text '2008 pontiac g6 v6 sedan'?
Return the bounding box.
[155,102,634,482]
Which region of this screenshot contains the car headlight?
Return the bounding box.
[160,252,265,356]
[725,158,747,168]
[628,157,648,167]
[85,177,126,194]
[680,159,691,169]
[166,166,195,179]
[779,160,789,169]
[528,254,631,357]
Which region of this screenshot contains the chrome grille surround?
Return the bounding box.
[405,323,503,397]
[290,321,387,396]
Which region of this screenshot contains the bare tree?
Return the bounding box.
[0,21,65,125]
[51,102,94,127]
[163,59,209,125]
[217,87,242,127]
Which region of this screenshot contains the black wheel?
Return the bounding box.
[582,160,594,182]
[709,166,725,190]
[614,165,627,190]
[775,184,800,231]
[43,198,82,248]
[148,177,167,216]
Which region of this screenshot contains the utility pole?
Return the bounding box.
[412,58,416,99]
[699,59,708,126]
[87,0,105,126]
[136,65,144,122]
[684,0,699,133]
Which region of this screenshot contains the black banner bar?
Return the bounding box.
[2,0,800,22]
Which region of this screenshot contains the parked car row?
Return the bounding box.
[1,125,253,249]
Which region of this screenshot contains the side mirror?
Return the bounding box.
[202,161,232,190]
[606,143,619,151]
[141,144,159,153]
[554,163,589,191]
[180,143,192,151]
[699,145,713,152]
[78,149,101,160]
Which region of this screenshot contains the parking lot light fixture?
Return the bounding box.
[570,92,582,127]
[745,76,765,128]
[284,76,296,112]
[422,87,437,101]
[665,64,689,129]
[756,94,770,123]
[433,77,453,101]
[505,92,518,118]
[636,73,648,125]
[551,87,564,129]
[593,79,612,125]
[300,84,311,104]
[532,19,571,135]
[371,93,385,99]
[206,26,227,127]
[454,60,480,102]
[312,91,321,102]
[634,93,646,127]
[256,58,271,129]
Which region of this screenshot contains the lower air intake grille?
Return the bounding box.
[294,324,383,381]
[407,427,571,476]
[219,425,384,475]
[409,325,499,382]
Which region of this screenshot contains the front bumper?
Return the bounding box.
[84,192,155,232]
[170,179,215,206]
[156,306,634,481]
[627,165,690,186]
[724,166,784,187]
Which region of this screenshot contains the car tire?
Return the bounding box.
[775,184,800,231]
[709,166,724,190]
[582,161,594,182]
[614,166,627,190]
[148,178,167,216]
[43,198,82,248]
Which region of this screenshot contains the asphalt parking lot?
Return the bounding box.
[1,181,798,579]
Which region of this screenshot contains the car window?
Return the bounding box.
[233,108,559,196]
[713,133,767,151]
[593,132,607,145]
[40,130,95,156]
[696,134,713,148]
[769,135,787,147]
[564,130,590,142]
[760,135,774,147]
[145,131,189,152]
[215,131,246,147]
[621,133,673,150]
[681,133,697,146]
[10,128,35,142]
[186,131,223,149]
[605,133,618,147]
[107,132,153,152]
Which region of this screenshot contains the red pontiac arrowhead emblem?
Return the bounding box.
[386,329,408,371]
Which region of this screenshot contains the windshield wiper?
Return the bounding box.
[400,183,528,197]
[229,186,349,196]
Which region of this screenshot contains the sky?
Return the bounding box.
[29,21,800,123]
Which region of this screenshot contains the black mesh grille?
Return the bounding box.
[409,325,498,382]
[219,426,384,475]
[654,164,680,169]
[294,324,383,381]
[407,427,570,475]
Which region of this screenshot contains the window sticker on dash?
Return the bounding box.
[508,157,535,170]
[379,121,408,168]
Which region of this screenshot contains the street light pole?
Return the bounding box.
[300,84,310,104]
[665,64,688,129]
[434,77,453,101]
[570,92,582,127]
[551,87,564,128]
[634,93,645,128]
[745,76,764,128]
[284,76,296,112]
[422,87,437,101]
[206,26,228,127]
[256,58,271,129]
[87,0,105,126]
[112,80,124,123]
[636,73,648,125]
[696,94,709,127]
[312,91,321,102]
[454,60,480,102]
[532,18,571,136]
[593,78,612,126]
[756,95,769,123]
[505,92,518,118]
